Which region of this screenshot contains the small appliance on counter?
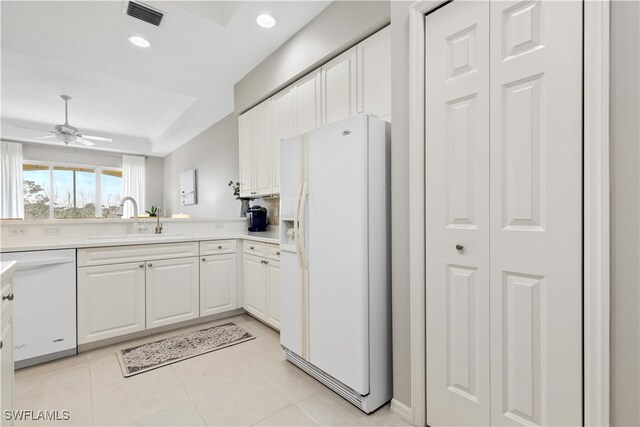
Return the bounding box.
[247,205,269,232]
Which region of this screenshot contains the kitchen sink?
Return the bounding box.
[85,233,188,240]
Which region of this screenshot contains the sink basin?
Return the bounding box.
[86,233,187,240]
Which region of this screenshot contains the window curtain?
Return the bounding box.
[121,155,145,218]
[1,141,24,219]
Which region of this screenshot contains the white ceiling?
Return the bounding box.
[0,0,331,156]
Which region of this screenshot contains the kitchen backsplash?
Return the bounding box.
[250,196,280,226]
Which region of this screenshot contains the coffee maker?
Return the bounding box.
[247,206,269,232]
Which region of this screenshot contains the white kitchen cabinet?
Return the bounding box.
[266,260,281,330]
[78,262,146,344]
[239,101,274,197]
[272,87,294,194]
[146,257,199,329]
[253,100,273,196]
[357,26,391,122]
[321,46,358,126]
[239,111,253,198]
[1,267,14,426]
[243,254,267,320]
[293,69,322,135]
[200,253,237,316]
[243,244,281,331]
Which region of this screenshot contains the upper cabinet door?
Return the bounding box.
[253,100,273,196]
[272,87,294,195]
[238,111,253,198]
[321,46,357,126]
[294,69,322,135]
[357,26,391,122]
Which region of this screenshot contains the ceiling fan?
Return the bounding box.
[14,95,113,146]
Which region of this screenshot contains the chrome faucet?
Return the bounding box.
[155,209,163,234]
[117,196,146,232]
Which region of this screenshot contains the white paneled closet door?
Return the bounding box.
[488,1,582,425]
[425,1,583,426]
[425,1,491,425]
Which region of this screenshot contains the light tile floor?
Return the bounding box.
[13,315,409,427]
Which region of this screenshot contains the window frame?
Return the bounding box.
[22,159,123,220]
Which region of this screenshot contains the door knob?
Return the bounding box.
[202,258,206,262]
[0,340,3,350]
[276,251,280,256]
[456,244,464,251]
[2,293,14,301]
[218,245,222,249]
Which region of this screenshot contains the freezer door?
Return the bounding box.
[279,250,304,356]
[307,114,370,395]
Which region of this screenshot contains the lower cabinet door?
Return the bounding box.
[243,254,267,320]
[1,285,14,424]
[146,257,199,329]
[266,260,281,330]
[78,262,146,344]
[200,254,237,316]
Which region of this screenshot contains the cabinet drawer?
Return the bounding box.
[78,242,199,267]
[266,244,281,261]
[243,241,266,257]
[1,277,13,318]
[200,240,236,255]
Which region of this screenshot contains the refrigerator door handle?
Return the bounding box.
[299,182,309,269]
[294,183,304,268]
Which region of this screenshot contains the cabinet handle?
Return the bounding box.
[250,246,255,250]
[264,260,269,265]
[148,263,153,267]
[2,293,14,301]
[0,340,3,350]
[218,245,222,249]
[139,264,144,268]
[276,251,280,256]
[202,258,206,262]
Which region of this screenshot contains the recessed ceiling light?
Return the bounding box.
[256,14,276,28]
[128,35,151,48]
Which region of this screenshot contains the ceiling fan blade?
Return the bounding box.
[35,135,57,140]
[75,138,95,146]
[82,134,113,142]
[13,125,53,132]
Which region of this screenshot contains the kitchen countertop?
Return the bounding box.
[0,261,17,278]
[0,231,280,253]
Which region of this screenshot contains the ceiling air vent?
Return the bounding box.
[126,1,164,27]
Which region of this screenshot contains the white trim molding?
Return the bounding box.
[390,398,413,424]
[408,1,611,426]
[584,1,611,425]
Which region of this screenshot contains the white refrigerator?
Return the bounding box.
[279,114,391,413]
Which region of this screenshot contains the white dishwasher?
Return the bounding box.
[1,249,77,368]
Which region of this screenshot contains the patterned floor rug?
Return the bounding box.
[116,322,255,377]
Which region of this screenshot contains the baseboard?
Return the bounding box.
[390,398,412,424]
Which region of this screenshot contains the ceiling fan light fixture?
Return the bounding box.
[128,35,151,48]
[256,14,276,28]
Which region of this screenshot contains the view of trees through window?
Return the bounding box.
[23,163,123,220]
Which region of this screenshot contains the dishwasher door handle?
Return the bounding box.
[14,258,75,271]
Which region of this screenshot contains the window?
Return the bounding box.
[23,162,123,220]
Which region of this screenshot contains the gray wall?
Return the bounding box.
[610,1,640,425]
[234,1,390,114]
[390,0,413,408]
[21,142,164,212]
[162,113,240,218]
